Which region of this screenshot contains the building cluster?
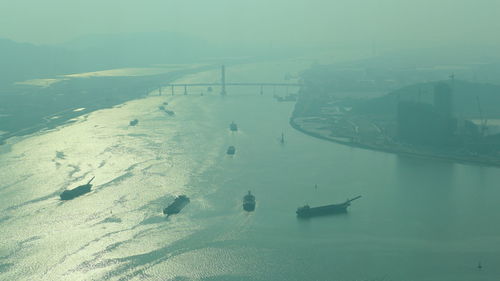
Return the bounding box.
[397,82,477,146]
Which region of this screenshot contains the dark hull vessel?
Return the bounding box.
[159,106,174,116]
[230,122,238,131]
[164,110,175,116]
[296,195,361,218]
[60,177,95,200]
[129,119,139,126]
[163,195,190,216]
[243,191,256,212]
[227,146,236,155]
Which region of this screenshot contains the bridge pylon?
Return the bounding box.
[220,65,227,96]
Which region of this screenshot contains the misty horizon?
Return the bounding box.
[1,0,500,51]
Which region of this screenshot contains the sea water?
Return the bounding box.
[1,62,499,281]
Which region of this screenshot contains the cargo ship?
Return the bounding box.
[296,195,361,218]
[60,177,95,200]
[163,195,190,216]
[243,191,256,212]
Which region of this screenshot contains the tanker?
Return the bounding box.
[296,196,361,218]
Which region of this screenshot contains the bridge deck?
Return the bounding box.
[165,82,301,87]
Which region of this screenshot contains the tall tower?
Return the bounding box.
[220,65,227,96]
[434,82,453,118]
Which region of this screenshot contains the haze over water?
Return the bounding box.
[1,62,499,281]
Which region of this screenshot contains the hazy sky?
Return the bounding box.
[1,0,500,49]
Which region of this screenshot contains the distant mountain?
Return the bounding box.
[0,32,213,89]
[0,39,77,87]
[60,32,210,66]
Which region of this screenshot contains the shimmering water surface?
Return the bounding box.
[1,63,500,281]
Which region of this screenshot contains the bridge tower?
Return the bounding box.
[221,65,227,96]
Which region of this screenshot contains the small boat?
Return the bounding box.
[163,195,190,216]
[60,177,95,200]
[275,94,297,102]
[159,105,166,111]
[227,146,236,155]
[243,191,256,212]
[164,110,175,116]
[296,195,361,218]
[280,132,285,144]
[129,119,139,126]
[229,122,238,131]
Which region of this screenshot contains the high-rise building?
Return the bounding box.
[433,82,453,118]
[397,99,456,146]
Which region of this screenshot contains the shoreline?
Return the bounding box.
[0,64,218,145]
[289,116,500,168]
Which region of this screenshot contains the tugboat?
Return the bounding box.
[129,119,139,126]
[229,121,238,131]
[227,146,236,155]
[60,177,95,200]
[163,195,190,216]
[243,191,256,212]
[296,195,361,218]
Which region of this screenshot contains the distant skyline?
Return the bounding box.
[1,0,500,50]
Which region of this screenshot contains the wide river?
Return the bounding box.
[1,61,499,281]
